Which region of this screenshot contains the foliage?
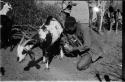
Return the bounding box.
[5,0,64,27]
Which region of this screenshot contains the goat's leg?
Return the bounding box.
[28,42,39,61]
[59,37,66,59]
[43,56,47,63]
[29,50,35,61]
[45,59,49,69]
[43,55,49,70]
[45,56,54,70]
[60,47,64,59]
[42,49,48,63]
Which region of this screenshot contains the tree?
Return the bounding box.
[97,0,107,33]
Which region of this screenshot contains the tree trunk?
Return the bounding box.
[98,1,107,33]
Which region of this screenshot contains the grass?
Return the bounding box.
[6,0,65,27]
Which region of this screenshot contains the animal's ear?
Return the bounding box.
[45,16,53,25]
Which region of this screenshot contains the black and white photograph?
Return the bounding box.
[0,0,123,81]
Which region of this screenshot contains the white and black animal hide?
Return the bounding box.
[38,16,63,45]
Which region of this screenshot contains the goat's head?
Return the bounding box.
[0,1,12,15]
[16,36,33,63]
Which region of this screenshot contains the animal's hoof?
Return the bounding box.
[24,67,30,71]
[44,67,50,71]
[104,75,110,81]
[35,65,41,69]
[58,56,63,60]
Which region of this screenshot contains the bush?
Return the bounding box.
[6,0,65,27]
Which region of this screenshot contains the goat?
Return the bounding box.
[16,16,64,69]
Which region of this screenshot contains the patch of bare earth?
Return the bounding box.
[88,30,122,81]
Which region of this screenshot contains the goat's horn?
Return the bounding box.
[21,31,31,39]
[21,39,32,47]
[19,35,24,45]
